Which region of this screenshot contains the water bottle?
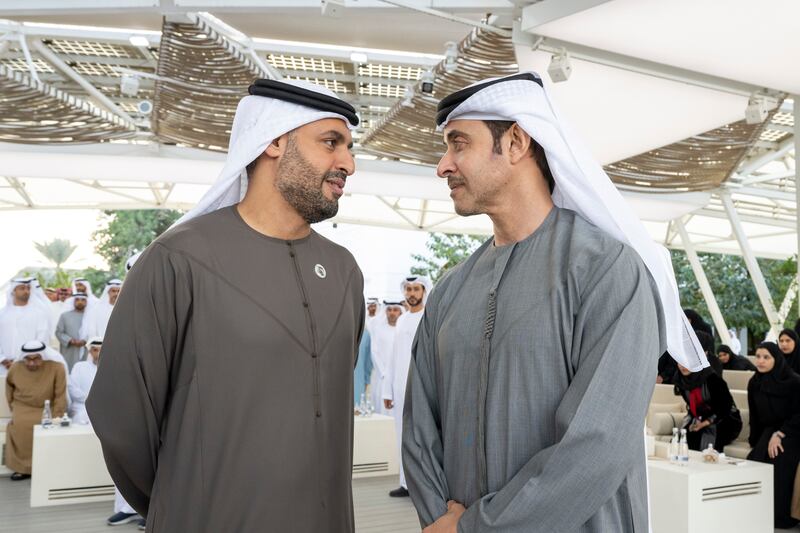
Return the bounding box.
[365,397,374,416]
[358,393,366,413]
[60,412,71,427]
[41,400,52,429]
[668,427,679,463]
[678,428,689,465]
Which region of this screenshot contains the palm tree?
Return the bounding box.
[34,239,78,270]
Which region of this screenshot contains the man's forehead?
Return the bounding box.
[300,117,351,135]
[442,119,486,139]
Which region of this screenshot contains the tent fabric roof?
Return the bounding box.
[0,2,797,262]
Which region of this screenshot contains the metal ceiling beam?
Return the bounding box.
[737,137,796,176]
[740,169,797,186]
[5,177,34,207]
[251,38,442,67]
[521,0,612,31]
[0,19,161,46]
[514,23,773,97]
[30,38,138,126]
[377,0,511,37]
[0,0,512,13]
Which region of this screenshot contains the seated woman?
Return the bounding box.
[674,363,741,452]
[778,328,800,374]
[718,344,756,371]
[747,341,800,529]
[4,340,67,480]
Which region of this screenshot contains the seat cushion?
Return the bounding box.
[724,442,751,459]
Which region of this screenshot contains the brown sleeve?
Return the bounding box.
[52,363,67,417]
[86,242,191,518]
[5,366,15,411]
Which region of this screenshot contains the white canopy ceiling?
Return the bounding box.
[0,0,798,263]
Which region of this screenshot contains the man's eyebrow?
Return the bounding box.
[445,129,469,144]
[321,129,353,149]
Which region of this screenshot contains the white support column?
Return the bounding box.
[778,278,798,325]
[721,192,783,339]
[795,94,800,323]
[675,219,731,345]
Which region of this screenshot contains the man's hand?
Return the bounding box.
[768,433,785,459]
[689,420,710,432]
[655,375,663,384]
[1,358,12,370]
[384,399,394,410]
[422,501,466,533]
[69,339,86,347]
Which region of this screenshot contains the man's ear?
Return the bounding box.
[507,123,532,164]
[264,133,289,158]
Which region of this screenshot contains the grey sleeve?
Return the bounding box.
[458,248,662,532]
[402,299,450,527]
[86,242,191,518]
[55,314,70,345]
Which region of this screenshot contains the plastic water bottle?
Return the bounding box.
[358,393,366,414]
[678,428,689,465]
[60,412,71,427]
[669,427,679,464]
[365,397,374,416]
[41,400,52,429]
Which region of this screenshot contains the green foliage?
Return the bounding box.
[670,249,798,347]
[92,209,182,277]
[33,238,77,270]
[411,233,487,283]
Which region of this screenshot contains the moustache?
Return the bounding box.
[447,176,466,189]
[323,170,348,183]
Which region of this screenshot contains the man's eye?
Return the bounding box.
[324,139,336,148]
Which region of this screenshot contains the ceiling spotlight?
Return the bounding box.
[321,0,344,18]
[444,41,458,74]
[745,94,778,125]
[547,49,572,83]
[420,70,435,95]
[128,35,149,47]
[401,86,415,108]
[350,52,368,64]
[120,74,140,97]
[137,100,153,115]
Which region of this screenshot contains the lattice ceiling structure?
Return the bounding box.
[361,27,518,164]
[0,0,797,265]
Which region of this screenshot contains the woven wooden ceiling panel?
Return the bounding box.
[0,65,135,144]
[605,114,778,192]
[359,28,518,164]
[153,18,262,151]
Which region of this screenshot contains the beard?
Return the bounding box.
[275,137,343,224]
[405,296,422,307]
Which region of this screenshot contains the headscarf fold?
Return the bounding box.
[436,71,705,371]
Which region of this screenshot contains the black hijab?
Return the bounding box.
[673,365,715,391]
[750,341,800,397]
[778,328,800,372]
[684,309,713,338]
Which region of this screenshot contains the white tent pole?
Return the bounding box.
[795,94,800,323]
[675,218,731,345]
[721,192,783,339]
[777,278,798,325]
